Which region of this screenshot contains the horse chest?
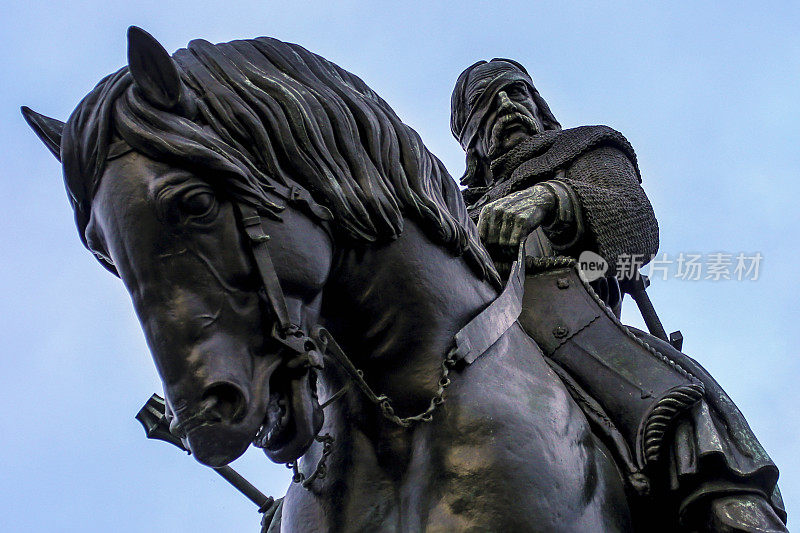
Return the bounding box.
[283,348,632,532]
[410,337,632,532]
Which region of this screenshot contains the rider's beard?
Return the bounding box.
[487,111,540,159]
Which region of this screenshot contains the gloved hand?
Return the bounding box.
[476,184,557,254]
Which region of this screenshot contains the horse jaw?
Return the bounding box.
[255,370,324,464]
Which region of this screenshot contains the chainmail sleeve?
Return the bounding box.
[473,126,660,274]
[560,145,659,274]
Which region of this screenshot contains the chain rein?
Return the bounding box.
[375,351,457,428]
[313,328,458,429]
[272,327,458,491]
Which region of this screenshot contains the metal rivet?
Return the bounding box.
[557,277,570,289]
[553,325,569,339]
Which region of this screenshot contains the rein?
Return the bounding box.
[235,181,527,486]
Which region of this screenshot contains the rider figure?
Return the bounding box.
[451,58,787,532]
[451,59,658,315]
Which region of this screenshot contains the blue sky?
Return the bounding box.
[2,2,798,531]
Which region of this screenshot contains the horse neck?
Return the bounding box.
[320,220,498,411]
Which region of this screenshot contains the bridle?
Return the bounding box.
[96,165,526,489]
[235,176,530,455]
[232,177,529,487]
[235,197,327,374]
[233,181,338,488]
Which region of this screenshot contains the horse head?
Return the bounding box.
[95,152,331,467]
[24,26,498,472]
[24,28,330,467]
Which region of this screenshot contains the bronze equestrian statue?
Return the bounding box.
[22,27,785,531]
[451,58,787,532]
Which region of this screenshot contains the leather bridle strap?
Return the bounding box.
[265,182,333,224]
[233,178,332,337]
[236,203,294,334]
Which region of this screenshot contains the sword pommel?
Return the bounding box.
[135,393,188,452]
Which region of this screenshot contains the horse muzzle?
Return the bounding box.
[253,368,324,464]
[165,358,323,467]
[166,380,260,466]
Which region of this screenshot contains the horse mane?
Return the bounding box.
[61,36,500,286]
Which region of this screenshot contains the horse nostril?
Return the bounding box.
[201,383,246,423]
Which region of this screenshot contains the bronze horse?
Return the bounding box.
[24,28,665,531]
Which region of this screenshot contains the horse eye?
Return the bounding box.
[180,190,217,219]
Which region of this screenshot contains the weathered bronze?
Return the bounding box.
[136,394,278,514]
[452,58,787,532]
[22,28,786,532]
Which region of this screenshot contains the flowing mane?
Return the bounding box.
[61,36,499,286]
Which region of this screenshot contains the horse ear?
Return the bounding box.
[127,26,181,109]
[21,106,64,162]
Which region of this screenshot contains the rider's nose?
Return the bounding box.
[201,381,247,423]
[496,90,514,110]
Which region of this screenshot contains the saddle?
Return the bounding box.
[518,255,704,489]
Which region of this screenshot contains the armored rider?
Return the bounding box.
[451,58,787,532]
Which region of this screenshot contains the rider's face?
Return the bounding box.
[472,82,544,160]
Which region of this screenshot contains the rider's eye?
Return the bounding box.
[506,83,525,97]
[180,190,218,222]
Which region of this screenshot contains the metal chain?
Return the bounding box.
[286,433,334,489]
[376,349,458,428]
[314,328,459,430]
[282,344,457,494]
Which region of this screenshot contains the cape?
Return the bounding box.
[468,125,659,273]
[630,328,787,529]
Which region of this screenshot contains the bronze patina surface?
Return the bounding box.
[22,28,787,532]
